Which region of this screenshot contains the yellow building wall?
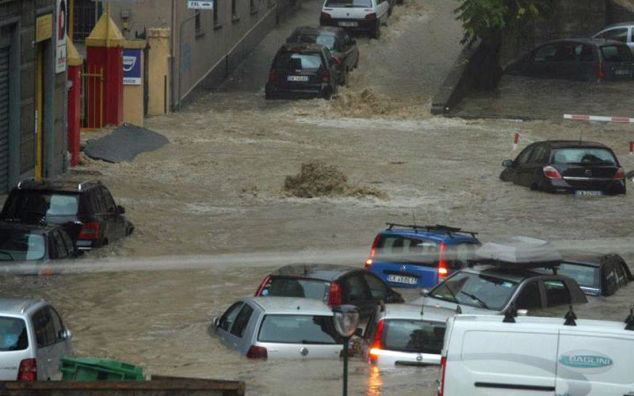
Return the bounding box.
[147,28,171,116]
[123,40,146,126]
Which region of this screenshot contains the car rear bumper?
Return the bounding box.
[370,264,441,289]
[265,83,328,99]
[541,178,626,195]
[320,17,376,31]
[370,350,441,367]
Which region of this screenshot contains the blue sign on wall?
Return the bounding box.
[123,49,142,86]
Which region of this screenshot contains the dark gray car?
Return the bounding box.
[505,38,634,81]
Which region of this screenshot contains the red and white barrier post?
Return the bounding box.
[512,132,520,151]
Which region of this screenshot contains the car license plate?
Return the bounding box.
[575,190,603,196]
[387,275,417,285]
[338,21,358,27]
[287,75,309,82]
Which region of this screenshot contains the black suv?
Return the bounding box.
[0,180,134,250]
[265,43,338,100]
[286,26,359,86]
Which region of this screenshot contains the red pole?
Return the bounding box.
[512,132,520,151]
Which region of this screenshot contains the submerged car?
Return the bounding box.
[0,222,77,264]
[500,140,626,195]
[265,43,338,100]
[254,264,404,322]
[0,298,74,381]
[551,253,632,296]
[286,26,359,86]
[363,303,452,367]
[210,297,343,359]
[319,0,389,39]
[0,180,134,250]
[365,224,480,289]
[505,38,634,81]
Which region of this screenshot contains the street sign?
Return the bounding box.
[188,0,214,10]
[123,49,142,85]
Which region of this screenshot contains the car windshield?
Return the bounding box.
[259,277,329,300]
[375,236,478,268]
[275,53,323,70]
[0,317,28,351]
[258,314,342,344]
[2,192,79,221]
[600,45,633,62]
[551,148,618,166]
[382,319,445,354]
[557,263,600,290]
[429,272,518,311]
[325,0,372,7]
[0,230,46,261]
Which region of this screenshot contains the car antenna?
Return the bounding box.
[503,303,517,323]
[625,307,634,331]
[564,305,577,326]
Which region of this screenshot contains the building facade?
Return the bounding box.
[0,0,67,193]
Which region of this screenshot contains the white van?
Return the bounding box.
[438,315,634,396]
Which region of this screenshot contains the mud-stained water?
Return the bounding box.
[2,0,634,394]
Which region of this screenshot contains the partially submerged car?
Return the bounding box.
[500,140,626,195]
[593,22,634,53]
[0,222,78,264]
[505,38,634,81]
[411,237,588,314]
[210,297,343,359]
[254,264,404,322]
[363,303,453,367]
[552,253,632,296]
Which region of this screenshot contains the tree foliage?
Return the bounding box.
[455,0,552,46]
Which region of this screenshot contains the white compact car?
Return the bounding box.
[320,0,389,39]
[0,298,74,381]
[211,297,344,359]
[593,22,634,53]
[438,314,634,396]
[363,303,454,367]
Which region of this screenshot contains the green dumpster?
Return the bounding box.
[61,357,144,381]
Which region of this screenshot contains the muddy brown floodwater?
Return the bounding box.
[2,0,634,394]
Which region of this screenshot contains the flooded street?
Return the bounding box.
[2,0,634,394]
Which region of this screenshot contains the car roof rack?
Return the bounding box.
[385,223,478,238]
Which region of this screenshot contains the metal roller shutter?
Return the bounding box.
[0,45,9,192]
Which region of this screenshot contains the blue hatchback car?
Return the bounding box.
[364,224,481,289]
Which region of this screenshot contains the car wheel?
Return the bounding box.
[371,24,381,39]
[322,87,333,100]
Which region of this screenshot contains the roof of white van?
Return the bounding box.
[453,314,633,335]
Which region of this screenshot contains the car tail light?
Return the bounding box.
[370,235,381,258]
[364,258,373,270]
[543,166,562,180]
[18,358,36,381]
[246,345,268,359]
[365,12,376,20]
[319,67,330,83]
[437,356,447,396]
[78,222,100,240]
[438,243,448,280]
[268,71,278,83]
[327,281,342,307]
[614,167,625,180]
[368,320,384,364]
[254,274,272,296]
[320,11,331,20]
[596,61,606,80]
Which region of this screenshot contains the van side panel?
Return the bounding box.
[556,332,634,396]
[445,329,557,395]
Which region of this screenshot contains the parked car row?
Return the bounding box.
[265,0,403,100]
[0,179,133,265]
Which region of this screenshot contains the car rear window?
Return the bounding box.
[325,0,372,7]
[259,277,329,301]
[557,263,599,290]
[291,34,337,51]
[0,317,28,351]
[2,192,79,220]
[430,272,518,311]
[258,314,342,344]
[551,148,617,166]
[382,319,445,354]
[600,45,633,62]
[0,230,46,261]
[375,236,477,268]
[275,53,323,70]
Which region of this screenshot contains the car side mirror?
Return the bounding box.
[501,159,515,168]
[212,316,220,329]
[59,329,72,340]
[419,288,430,296]
[117,205,126,214]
